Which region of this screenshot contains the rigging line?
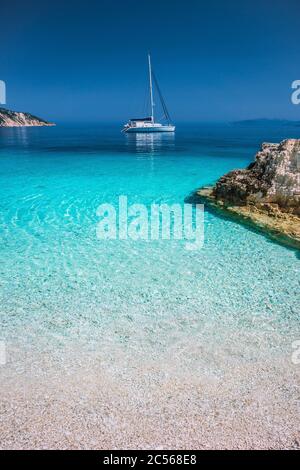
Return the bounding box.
[152,71,172,123]
[152,72,168,121]
[142,84,149,117]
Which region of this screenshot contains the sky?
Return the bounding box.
[1,0,300,122]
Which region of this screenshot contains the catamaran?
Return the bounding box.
[122,55,175,133]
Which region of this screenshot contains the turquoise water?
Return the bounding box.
[0,124,299,335]
[0,123,299,448]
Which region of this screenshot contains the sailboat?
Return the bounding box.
[122,55,175,133]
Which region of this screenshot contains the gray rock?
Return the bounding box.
[213,139,300,215]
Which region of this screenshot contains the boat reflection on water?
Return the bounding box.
[125,132,175,156]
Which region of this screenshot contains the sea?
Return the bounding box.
[0,122,299,449]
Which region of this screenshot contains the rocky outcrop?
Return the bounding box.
[0,107,55,127]
[213,139,300,214]
[196,139,300,250]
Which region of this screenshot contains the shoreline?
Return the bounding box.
[194,139,300,251]
[0,123,56,128]
[1,334,299,450]
[195,186,300,251]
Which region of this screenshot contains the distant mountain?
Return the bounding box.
[0,107,55,127]
[231,119,300,127]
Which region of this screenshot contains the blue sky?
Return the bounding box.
[1,0,300,122]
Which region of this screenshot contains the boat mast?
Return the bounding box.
[148,54,154,123]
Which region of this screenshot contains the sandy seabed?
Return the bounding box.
[1,327,299,450]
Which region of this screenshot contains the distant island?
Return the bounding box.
[195,139,300,250]
[0,107,55,127]
[231,119,300,127]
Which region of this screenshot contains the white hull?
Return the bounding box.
[124,125,175,133]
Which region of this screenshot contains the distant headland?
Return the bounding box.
[0,107,55,127]
[195,139,300,250]
[231,119,300,127]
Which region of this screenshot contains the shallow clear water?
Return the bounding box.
[0,123,299,449]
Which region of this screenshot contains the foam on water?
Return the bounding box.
[0,124,299,449]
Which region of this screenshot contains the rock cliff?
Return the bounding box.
[0,107,55,127]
